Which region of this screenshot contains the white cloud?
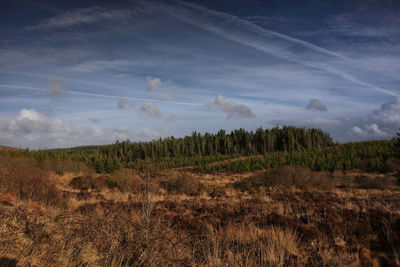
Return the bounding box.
[70,60,134,72]
[0,109,162,149]
[28,6,131,30]
[146,77,161,92]
[371,98,400,126]
[140,102,161,118]
[117,98,136,110]
[206,95,255,119]
[68,59,172,73]
[351,123,387,138]
[272,98,400,142]
[351,98,400,139]
[306,99,327,112]
[47,77,68,96]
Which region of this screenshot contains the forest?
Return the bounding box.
[0,126,396,174]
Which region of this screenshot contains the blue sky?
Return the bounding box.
[1,0,399,149]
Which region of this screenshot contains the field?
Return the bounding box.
[1,151,400,266]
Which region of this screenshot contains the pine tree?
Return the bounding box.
[395,129,400,185]
[395,129,400,158]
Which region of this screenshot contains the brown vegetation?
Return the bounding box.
[0,155,63,206]
[1,154,400,266]
[234,166,335,192]
[0,145,18,151]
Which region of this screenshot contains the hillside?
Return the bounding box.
[0,127,399,265]
[1,126,396,175]
[0,145,18,151]
[1,149,400,265]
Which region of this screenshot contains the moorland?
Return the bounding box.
[0,126,399,266]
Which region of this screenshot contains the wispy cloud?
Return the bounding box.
[70,60,135,73]
[206,95,255,119]
[46,77,68,96]
[328,9,400,38]
[140,102,161,118]
[146,77,161,92]
[145,76,176,101]
[28,6,131,30]
[154,0,399,97]
[117,98,136,110]
[0,84,198,107]
[69,59,173,73]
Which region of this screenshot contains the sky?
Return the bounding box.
[0,0,400,149]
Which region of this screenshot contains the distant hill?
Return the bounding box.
[0,145,18,151]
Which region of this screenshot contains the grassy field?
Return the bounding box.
[1,152,400,266]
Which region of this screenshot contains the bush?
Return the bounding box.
[107,169,152,193]
[69,175,109,191]
[160,175,203,196]
[354,175,398,189]
[234,166,334,192]
[0,155,63,206]
[39,158,92,174]
[233,179,263,193]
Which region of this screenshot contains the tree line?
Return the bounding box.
[1,126,397,174]
[197,140,396,173]
[56,126,333,172]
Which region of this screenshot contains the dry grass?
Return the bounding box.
[159,173,204,196]
[1,154,400,266]
[0,155,63,206]
[233,166,335,193]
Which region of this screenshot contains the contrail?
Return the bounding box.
[155,0,399,97]
[0,84,200,107]
[173,0,349,62]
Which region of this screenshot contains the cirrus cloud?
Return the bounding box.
[28,6,131,30]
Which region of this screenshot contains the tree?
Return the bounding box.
[396,129,400,158]
[396,129,400,185]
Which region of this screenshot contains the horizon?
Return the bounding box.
[6,126,396,152]
[1,0,400,149]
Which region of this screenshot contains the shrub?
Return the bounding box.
[69,175,109,191]
[108,169,151,193]
[233,179,263,193]
[39,158,92,174]
[0,155,63,206]
[332,170,353,188]
[354,175,398,189]
[234,166,334,192]
[160,175,203,196]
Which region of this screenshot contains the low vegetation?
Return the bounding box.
[0,127,399,266]
[197,140,396,173]
[0,155,63,206]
